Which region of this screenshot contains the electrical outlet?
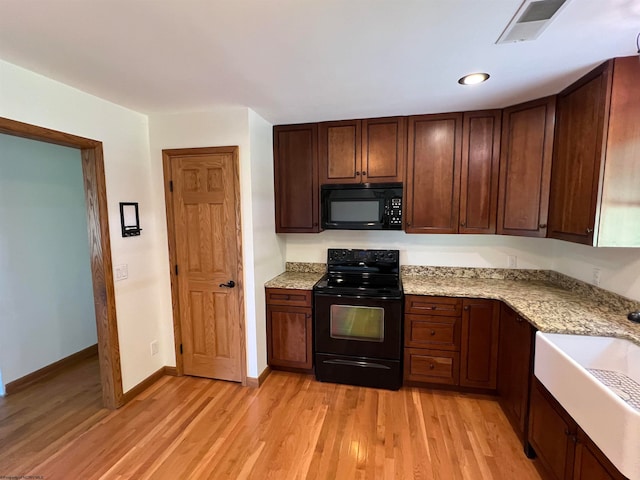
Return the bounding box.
[508,255,517,269]
[150,340,159,356]
[592,267,601,286]
[115,264,128,281]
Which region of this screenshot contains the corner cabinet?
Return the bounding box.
[497,96,555,237]
[548,56,640,247]
[406,111,501,234]
[273,124,320,233]
[318,117,406,184]
[265,288,313,371]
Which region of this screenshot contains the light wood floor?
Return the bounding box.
[1,366,542,479]
[0,354,108,474]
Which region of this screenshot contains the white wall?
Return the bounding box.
[285,231,554,269]
[0,59,169,392]
[551,240,640,301]
[0,134,96,391]
[249,110,286,375]
[148,107,284,378]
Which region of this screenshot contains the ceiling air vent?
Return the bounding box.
[496,0,570,43]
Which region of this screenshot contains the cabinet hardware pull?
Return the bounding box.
[564,428,571,436]
[429,363,435,370]
[362,171,367,176]
[430,306,437,310]
[460,222,466,227]
[430,330,436,336]
[313,222,318,227]
[407,222,411,227]
[539,223,547,228]
[586,228,594,234]
[356,171,360,176]
[464,305,470,311]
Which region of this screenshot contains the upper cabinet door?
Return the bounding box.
[459,110,501,234]
[406,113,462,234]
[497,97,555,237]
[319,120,361,184]
[548,62,611,245]
[361,117,406,183]
[273,124,320,233]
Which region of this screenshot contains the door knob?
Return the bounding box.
[219,280,236,288]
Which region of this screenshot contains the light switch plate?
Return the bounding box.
[115,264,128,281]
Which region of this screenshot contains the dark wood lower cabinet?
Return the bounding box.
[528,377,627,480]
[265,288,313,371]
[497,304,535,443]
[460,299,500,389]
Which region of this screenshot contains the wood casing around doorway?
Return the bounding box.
[0,116,122,409]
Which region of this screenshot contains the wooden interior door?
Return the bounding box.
[168,148,244,382]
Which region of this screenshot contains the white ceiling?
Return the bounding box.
[0,0,638,125]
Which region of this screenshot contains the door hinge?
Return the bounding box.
[180,344,183,354]
[169,180,174,192]
[175,265,178,275]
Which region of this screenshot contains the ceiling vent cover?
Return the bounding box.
[497,0,570,43]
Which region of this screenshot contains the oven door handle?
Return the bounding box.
[322,359,391,370]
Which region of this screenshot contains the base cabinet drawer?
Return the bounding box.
[405,314,460,350]
[404,348,459,385]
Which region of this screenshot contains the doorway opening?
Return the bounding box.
[0,116,123,409]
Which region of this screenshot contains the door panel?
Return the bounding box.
[406,113,462,233]
[319,120,361,184]
[171,151,243,382]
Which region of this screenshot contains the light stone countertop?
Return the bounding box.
[264,266,640,347]
[264,271,325,290]
[401,275,640,346]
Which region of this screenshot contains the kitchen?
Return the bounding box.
[1,0,640,478]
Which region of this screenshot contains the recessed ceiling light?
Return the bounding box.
[458,73,490,85]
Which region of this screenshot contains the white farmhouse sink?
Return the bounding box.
[535,332,640,479]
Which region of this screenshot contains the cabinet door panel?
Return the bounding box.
[319,120,361,184]
[498,97,555,237]
[548,64,611,245]
[266,305,312,369]
[362,117,406,182]
[406,113,462,233]
[529,378,576,480]
[460,299,499,389]
[498,304,534,440]
[273,124,320,232]
[460,110,501,234]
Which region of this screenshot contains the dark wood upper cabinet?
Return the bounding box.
[273,124,320,233]
[319,117,405,184]
[460,110,501,234]
[319,120,361,184]
[548,56,640,247]
[406,113,462,234]
[498,96,555,237]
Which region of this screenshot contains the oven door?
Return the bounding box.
[314,293,402,360]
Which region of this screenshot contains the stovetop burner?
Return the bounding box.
[314,248,402,298]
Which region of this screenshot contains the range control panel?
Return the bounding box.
[327,248,400,273]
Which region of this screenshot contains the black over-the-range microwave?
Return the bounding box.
[321,183,403,230]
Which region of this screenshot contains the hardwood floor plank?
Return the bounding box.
[1,370,544,479]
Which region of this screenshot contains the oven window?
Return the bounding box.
[330,305,384,342]
[330,200,380,222]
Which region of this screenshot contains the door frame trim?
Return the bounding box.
[162,146,247,385]
[0,116,123,409]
